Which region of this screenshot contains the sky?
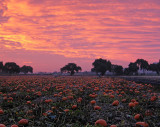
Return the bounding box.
[0,0,160,72]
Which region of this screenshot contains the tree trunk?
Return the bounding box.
[70,71,74,76]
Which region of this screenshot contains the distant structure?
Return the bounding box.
[138,70,157,76]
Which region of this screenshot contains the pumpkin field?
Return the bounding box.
[0,76,160,127]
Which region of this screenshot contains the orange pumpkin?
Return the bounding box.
[90,100,96,104]
[45,99,52,103]
[95,119,107,127]
[134,114,140,120]
[110,125,117,127]
[136,122,148,127]
[11,125,18,127]
[129,102,135,108]
[131,99,136,102]
[0,124,6,127]
[72,105,77,109]
[64,109,69,112]
[134,101,139,106]
[0,109,4,114]
[62,97,68,101]
[68,96,74,99]
[43,113,48,116]
[110,95,114,98]
[26,101,31,104]
[112,100,119,106]
[122,99,126,102]
[150,96,156,101]
[18,119,28,125]
[77,97,82,103]
[94,105,101,110]
[47,110,53,113]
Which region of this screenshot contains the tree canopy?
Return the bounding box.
[4,62,20,74]
[136,59,149,70]
[0,62,3,72]
[128,62,139,75]
[91,58,111,76]
[60,63,82,76]
[112,65,123,75]
[149,61,160,75]
[124,68,130,75]
[20,65,33,74]
[0,61,33,74]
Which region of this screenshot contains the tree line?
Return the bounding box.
[1,58,160,76]
[60,58,160,76]
[0,62,33,74]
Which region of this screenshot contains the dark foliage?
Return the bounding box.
[128,62,139,75]
[136,59,149,71]
[20,65,33,74]
[3,62,20,74]
[149,61,160,75]
[91,58,111,76]
[0,62,3,72]
[124,68,130,75]
[112,65,123,75]
[60,63,82,76]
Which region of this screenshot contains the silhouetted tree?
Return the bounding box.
[112,65,123,75]
[20,65,33,74]
[149,60,160,75]
[0,62,3,72]
[158,61,160,75]
[91,58,111,76]
[60,63,82,76]
[136,59,149,71]
[128,62,139,75]
[124,68,130,75]
[4,62,20,74]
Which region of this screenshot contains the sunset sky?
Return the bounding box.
[0,0,160,72]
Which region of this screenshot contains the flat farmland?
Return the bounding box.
[0,76,160,127]
[118,76,160,91]
[119,76,160,83]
